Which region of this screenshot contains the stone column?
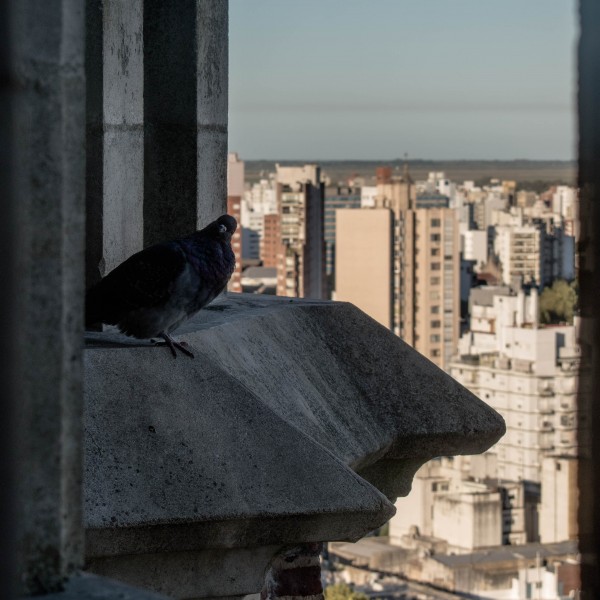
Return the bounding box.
[578,1,600,597]
[11,0,86,594]
[0,0,17,594]
[196,0,229,227]
[86,0,144,289]
[144,0,228,246]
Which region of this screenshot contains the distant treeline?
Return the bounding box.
[244,159,576,187]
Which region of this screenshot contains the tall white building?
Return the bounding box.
[493,218,575,287]
[241,177,277,260]
[494,224,544,286]
[462,229,487,269]
[390,457,536,553]
[275,164,326,299]
[227,152,244,197]
[540,455,578,543]
[450,287,579,484]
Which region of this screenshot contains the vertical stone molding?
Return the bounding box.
[86,0,144,289]
[197,0,229,226]
[144,0,228,246]
[12,0,86,593]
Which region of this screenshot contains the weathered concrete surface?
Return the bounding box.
[88,546,280,599]
[43,573,169,599]
[86,0,144,289]
[84,295,504,598]
[12,0,86,593]
[196,0,228,227]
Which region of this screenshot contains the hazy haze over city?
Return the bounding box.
[229,0,577,160]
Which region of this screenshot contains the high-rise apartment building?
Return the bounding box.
[226,195,242,292]
[494,224,544,286]
[241,177,277,260]
[274,164,326,299]
[335,209,393,328]
[450,287,579,483]
[540,456,578,543]
[227,152,244,197]
[324,185,361,293]
[335,167,460,370]
[261,213,280,268]
[493,218,574,288]
[226,153,244,292]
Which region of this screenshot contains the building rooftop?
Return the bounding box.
[241,266,277,279]
[470,285,512,307]
[432,540,578,569]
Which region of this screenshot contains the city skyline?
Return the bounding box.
[230,0,577,161]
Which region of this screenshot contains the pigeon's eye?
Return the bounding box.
[218,224,227,233]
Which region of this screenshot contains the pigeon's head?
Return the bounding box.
[210,214,237,242]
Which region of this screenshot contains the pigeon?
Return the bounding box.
[85,214,237,358]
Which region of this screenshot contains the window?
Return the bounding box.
[431,262,441,271]
[431,306,440,314]
[431,218,441,227]
[430,334,441,343]
[430,277,440,285]
[431,233,441,242]
[431,320,441,328]
[431,248,440,256]
[432,349,441,357]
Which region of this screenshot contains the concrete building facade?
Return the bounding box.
[432,487,503,553]
[335,209,393,328]
[451,288,579,484]
[275,164,326,299]
[334,168,459,369]
[390,458,529,553]
[226,195,242,292]
[241,176,277,260]
[494,224,544,286]
[262,213,280,268]
[324,185,361,293]
[540,456,579,544]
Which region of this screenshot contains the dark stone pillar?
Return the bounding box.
[0,0,18,594]
[144,0,228,247]
[11,0,86,593]
[578,2,600,597]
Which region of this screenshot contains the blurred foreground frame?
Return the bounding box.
[0,1,594,600]
[578,1,600,598]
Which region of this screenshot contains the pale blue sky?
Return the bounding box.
[229,0,577,160]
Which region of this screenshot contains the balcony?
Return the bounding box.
[83,294,505,598]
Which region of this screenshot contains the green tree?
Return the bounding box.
[539,279,578,324]
[324,583,369,600]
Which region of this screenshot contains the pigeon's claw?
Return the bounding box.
[155,333,195,359]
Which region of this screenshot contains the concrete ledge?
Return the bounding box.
[84,294,505,598]
[42,573,169,599]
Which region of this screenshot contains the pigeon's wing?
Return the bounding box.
[86,242,187,326]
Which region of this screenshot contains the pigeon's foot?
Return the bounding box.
[153,333,195,359]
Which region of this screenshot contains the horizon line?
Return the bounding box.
[234,157,577,164]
